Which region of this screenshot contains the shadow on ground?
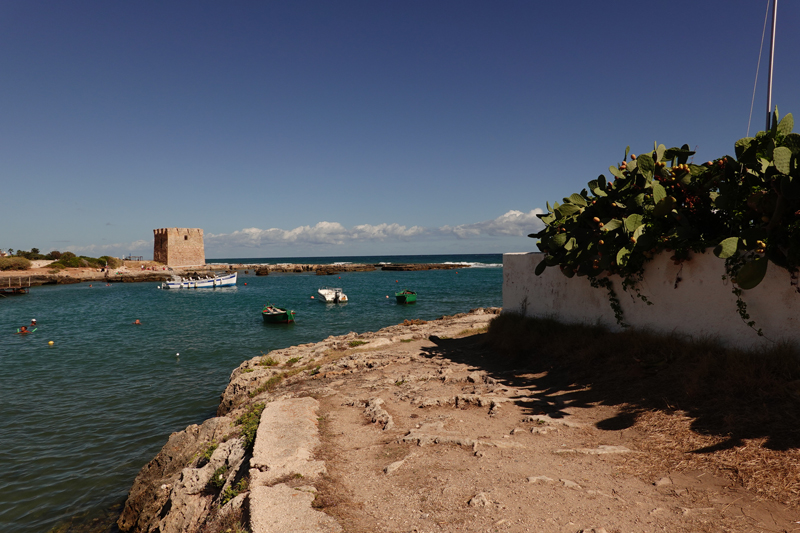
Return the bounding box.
[421,317,800,453]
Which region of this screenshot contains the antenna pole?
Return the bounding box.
[766,0,778,130]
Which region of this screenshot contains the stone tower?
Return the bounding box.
[153,228,205,267]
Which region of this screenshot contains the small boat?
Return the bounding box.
[395,289,417,304]
[317,287,348,303]
[160,271,238,289]
[262,304,295,324]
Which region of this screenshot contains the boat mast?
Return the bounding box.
[766,0,778,130]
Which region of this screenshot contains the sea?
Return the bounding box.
[0,254,503,533]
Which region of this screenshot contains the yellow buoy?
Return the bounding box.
[48,341,54,345]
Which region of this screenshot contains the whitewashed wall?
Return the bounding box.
[503,251,800,349]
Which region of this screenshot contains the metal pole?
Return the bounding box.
[766,0,778,130]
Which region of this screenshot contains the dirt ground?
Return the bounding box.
[273,320,800,533]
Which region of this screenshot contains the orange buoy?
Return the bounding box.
[311,296,315,299]
[244,283,247,285]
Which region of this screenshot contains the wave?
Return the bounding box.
[441,262,503,268]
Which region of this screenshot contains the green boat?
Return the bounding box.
[262,304,295,324]
[395,289,417,304]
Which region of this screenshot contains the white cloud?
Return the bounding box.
[58,210,544,257]
[207,209,544,249]
[437,209,545,239]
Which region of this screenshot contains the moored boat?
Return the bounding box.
[160,271,237,289]
[261,304,295,323]
[395,289,417,304]
[317,287,347,303]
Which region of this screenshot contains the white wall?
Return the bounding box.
[503,251,800,349]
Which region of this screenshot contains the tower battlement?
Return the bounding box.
[153,228,205,267]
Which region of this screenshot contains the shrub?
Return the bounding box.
[51,254,114,269]
[99,256,121,269]
[0,257,31,271]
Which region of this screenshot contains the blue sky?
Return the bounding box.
[2,1,799,259]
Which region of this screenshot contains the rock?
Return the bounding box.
[467,371,484,383]
[560,479,582,490]
[527,475,555,484]
[117,416,233,532]
[384,459,406,474]
[250,484,341,533]
[363,397,395,430]
[555,445,633,455]
[468,492,491,507]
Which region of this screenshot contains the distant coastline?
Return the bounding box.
[0,254,503,287]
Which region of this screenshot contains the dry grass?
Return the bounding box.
[622,410,800,506]
[456,325,490,337]
[309,404,369,533]
[485,312,800,507]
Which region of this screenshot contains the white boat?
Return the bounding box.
[317,287,347,303]
[161,272,238,289]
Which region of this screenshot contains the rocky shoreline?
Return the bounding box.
[0,262,470,287]
[114,307,798,533]
[116,309,501,533]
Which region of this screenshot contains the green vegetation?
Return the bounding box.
[221,478,249,505]
[2,248,121,269]
[285,357,300,366]
[348,340,367,347]
[235,403,265,451]
[248,373,285,398]
[208,465,229,490]
[0,257,31,271]
[50,252,120,269]
[259,356,279,367]
[531,110,800,328]
[197,442,218,467]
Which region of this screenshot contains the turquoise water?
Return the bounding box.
[0,255,502,533]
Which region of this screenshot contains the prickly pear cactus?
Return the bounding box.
[530,110,800,328]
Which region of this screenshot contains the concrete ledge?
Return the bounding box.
[250,484,341,533]
[503,251,800,348]
[250,397,326,485]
